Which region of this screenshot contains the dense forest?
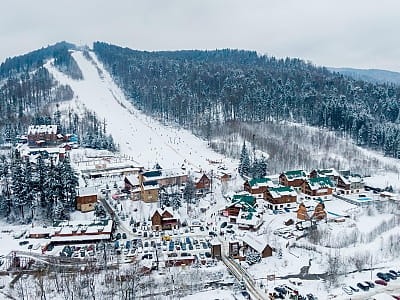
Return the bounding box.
[0,153,78,223]
[93,42,400,159]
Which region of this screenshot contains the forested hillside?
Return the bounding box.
[94,42,400,159]
[0,42,116,151]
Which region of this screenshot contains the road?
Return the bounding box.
[219,237,267,300]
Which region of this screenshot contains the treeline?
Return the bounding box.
[54,46,83,80]
[93,42,400,158]
[0,41,76,79]
[0,154,78,223]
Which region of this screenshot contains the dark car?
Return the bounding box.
[364,281,375,288]
[377,272,391,282]
[356,282,369,291]
[220,222,227,228]
[374,279,388,286]
[19,241,29,246]
[122,233,127,239]
[389,270,400,277]
[28,244,33,249]
[116,233,121,240]
[226,224,233,229]
[349,286,359,292]
[386,272,397,280]
[274,287,287,295]
[209,231,217,237]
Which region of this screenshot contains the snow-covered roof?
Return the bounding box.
[340,175,364,185]
[125,175,139,186]
[282,170,307,181]
[313,168,339,177]
[268,186,297,198]
[77,186,98,197]
[236,210,262,227]
[248,178,275,189]
[142,168,187,182]
[51,233,110,242]
[241,232,270,253]
[307,177,335,190]
[28,124,58,135]
[142,181,159,190]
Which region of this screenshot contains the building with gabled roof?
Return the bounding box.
[264,186,297,210]
[241,232,273,258]
[139,168,188,187]
[236,209,263,230]
[141,181,159,203]
[221,194,257,225]
[244,178,275,199]
[279,170,307,189]
[309,168,340,185]
[336,174,364,195]
[301,177,335,200]
[151,208,179,230]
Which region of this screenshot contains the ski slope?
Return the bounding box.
[45,50,236,173]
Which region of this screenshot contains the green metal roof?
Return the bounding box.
[308,176,334,188]
[248,178,272,187]
[284,170,306,179]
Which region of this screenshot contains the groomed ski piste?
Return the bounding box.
[45,50,237,174]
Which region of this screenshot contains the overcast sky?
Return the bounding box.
[1,0,399,71]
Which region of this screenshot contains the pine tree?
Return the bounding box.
[172,194,181,211]
[251,155,268,178]
[239,141,250,177]
[11,156,25,219]
[183,176,196,205]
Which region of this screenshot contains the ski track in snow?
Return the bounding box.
[45,51,236,173]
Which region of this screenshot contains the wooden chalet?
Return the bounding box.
[151,208,179,230]
[301,177,335,200]
[222,194,255,220]
[241,232,273,258]
[244,178,275,199]
[76,187,98,212]
[139,169,188,187]
[312,202,327,220]
[195,173,211,193]
[141,181,159,203]
[279,170,307,189]
[264,186,297,210]
[124,175,141,200]
[27,125,62,147]
[309,168,340,185]
[336,174,364,195]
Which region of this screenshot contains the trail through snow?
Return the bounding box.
[46,51,236,173]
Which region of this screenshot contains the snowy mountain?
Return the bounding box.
[329,67,400,85]
[44,49,235,173]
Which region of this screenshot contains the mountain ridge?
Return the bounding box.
[329,67,400,85]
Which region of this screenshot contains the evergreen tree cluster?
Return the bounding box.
[0,154,79,223]
[94,42,400,158]
[239,142,268,178]
[53,47,84,80]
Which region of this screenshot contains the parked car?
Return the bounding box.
[374,279,387,286]
[356,282,369,291]
[386,272,397,280]
[19,241,29,246]
[364,281,375,288]
[377,272,391,282]
[341,285,353,295]
[220,222,227,228]
[122,233,127,239]
[349,286,359,292]
[389,270,400,277]
[116,233,121,240]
